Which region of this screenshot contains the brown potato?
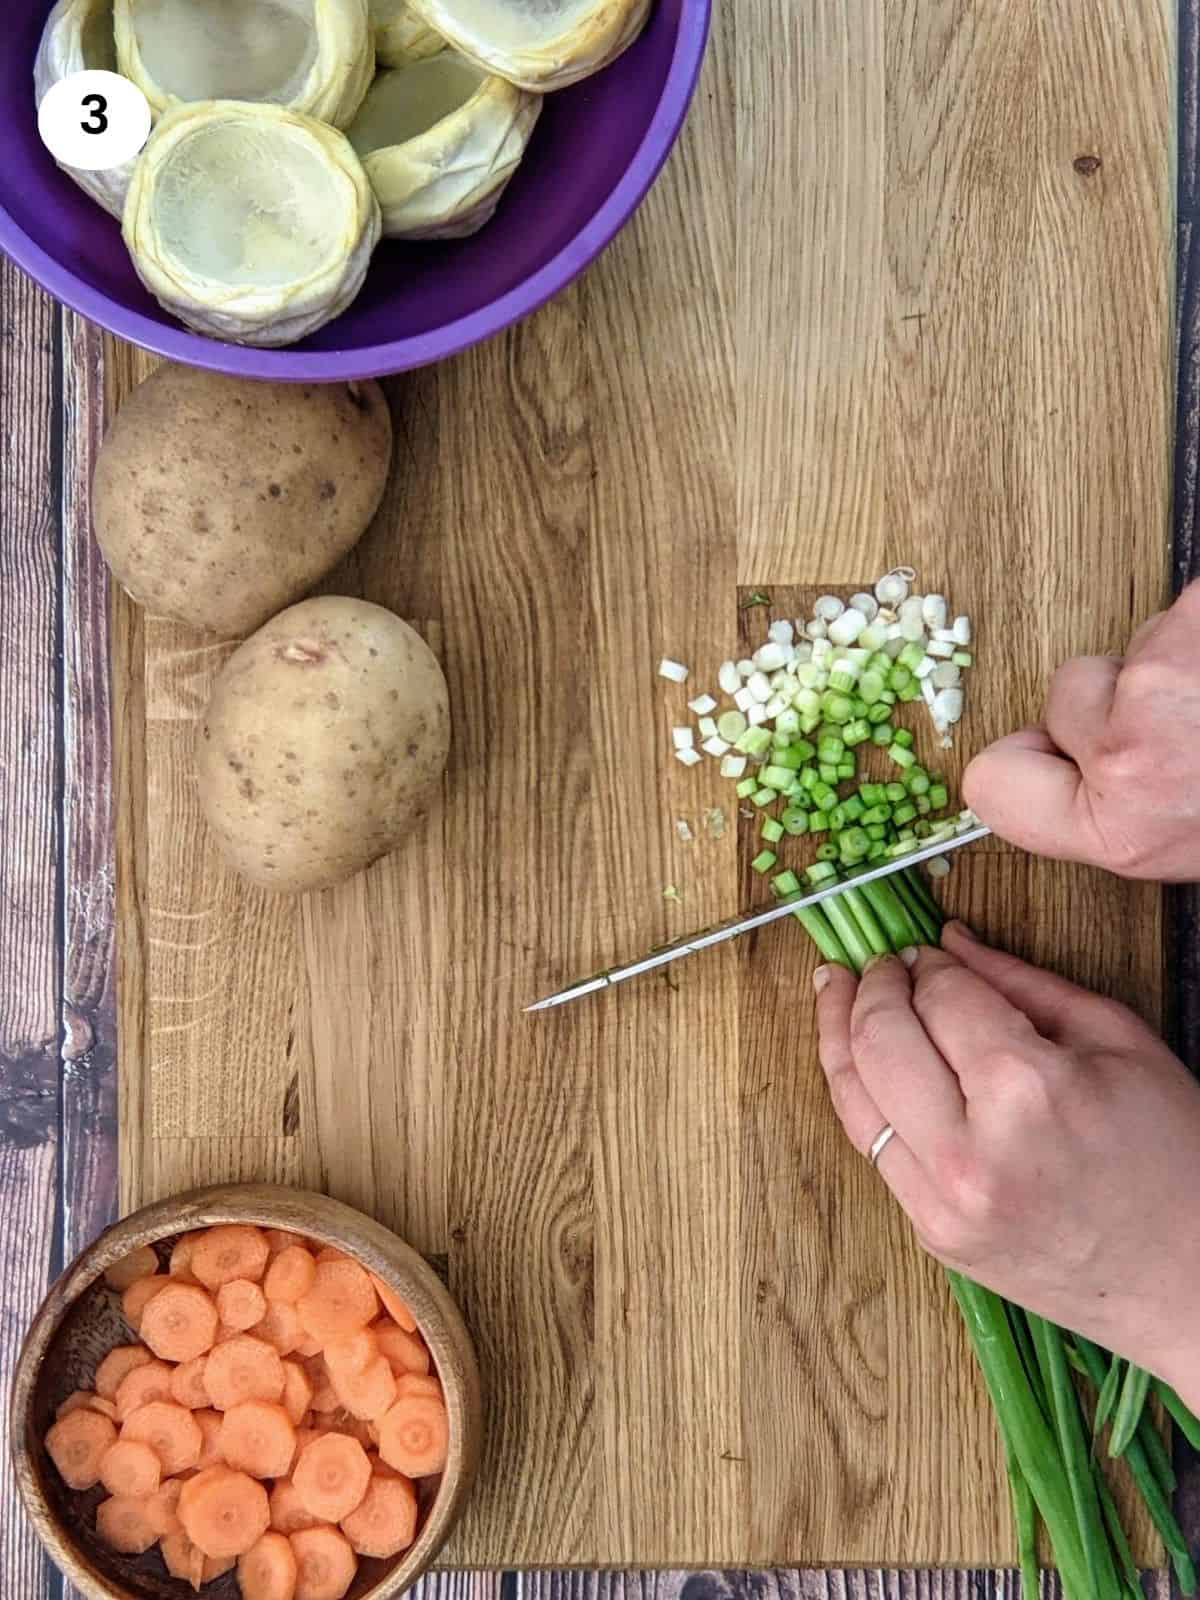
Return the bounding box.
[195,597,450,892]
[93,366,392,637]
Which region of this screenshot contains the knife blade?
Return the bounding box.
[525,822,991,1011]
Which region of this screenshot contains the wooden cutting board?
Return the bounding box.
[109,0,1174,1569]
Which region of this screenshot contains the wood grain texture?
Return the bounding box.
[99,0,1175,1576]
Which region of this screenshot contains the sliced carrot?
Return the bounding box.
[377,1394,448,1479]
[370,1453,398,1477]
[204,1554,237,1582]
[115,1359,174,1421]
[253,1300,302,1357]
[121,1273,170,1333]
[238,1529,299,1600]
[215,1320,243,1343]
[290,1525,357,1600]
[170,1235,197,1279]
[266,1229,310,1256]
[121,1400,203,1476]
[139,1281,219,1363]
[323,1329,377,1376]
[179,1466,270,1559]
[95,1494,158,1554]
[331,1357,396,1423]
[340,1470,418,1558]
[147,1477,184,1538]
[98,1438,161,1498]
[45,1408,118,1489]
[395,1373,442,1401]
[170,1356,210,1411]
[219,1400,296,1480]
[315,1248,352,1266]
[293,1332,323,1359]
[309,1372,337,1414]
[203,1334,286,1410]
[369,1274,418,1335]
[281,1361,314,1427]
[96,1343,153,1401]
[161,1528,207,1589]
[264,1247,317,1306]
[191,1224,270,1290]
[103,1244,160,1293]
[194,1407,223,1470]
[56,1390,119,1422]
[374,1321,430,1377]
[296,1261,377,1346]
[269,1478,319,1535]
[292,1433,372,1523]
[217,1277,268,1332]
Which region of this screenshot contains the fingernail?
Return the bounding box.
[812,965,832,994]
[945,920,976,941]
[898,946,919,968]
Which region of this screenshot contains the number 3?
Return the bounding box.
[80,93,108,135]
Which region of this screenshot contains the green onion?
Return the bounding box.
[735,778,757,799]
[892,728,915,749]
[836,758,856,780]
[780,807,809,836]
[751,787,774,808]
[761,817,784,845]
[1109,1364,1152,1459]
[929,783,949,810]
[750,849,776,873]
[1154,1379,1200,1451]
[808,809,829,832]
[772,869,801,897]
[891,745,916,770]
[817,735,845,764]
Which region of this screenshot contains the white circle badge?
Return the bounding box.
[38,70,152,173]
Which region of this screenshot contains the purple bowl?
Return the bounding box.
[1,0,710,379]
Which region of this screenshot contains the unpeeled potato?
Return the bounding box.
[93,366,393,638]
[195,597,450,892]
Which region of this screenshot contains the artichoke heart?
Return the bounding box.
[400,0,651,90]
[347,54,540,239]
[34,0,136,218]
[370,0,448,67]
[123,101,382,347]
[114,0,374,129]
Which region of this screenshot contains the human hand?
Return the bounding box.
[963,578,1200,879]
[814,921,1200,1409]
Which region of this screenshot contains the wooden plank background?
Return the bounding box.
[3,0,1200,1592]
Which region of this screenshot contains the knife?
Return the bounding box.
[525,821,991,1011]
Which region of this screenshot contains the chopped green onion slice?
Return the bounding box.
[751,849,777,873]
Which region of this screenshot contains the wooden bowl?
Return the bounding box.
[10,1184,483,1600]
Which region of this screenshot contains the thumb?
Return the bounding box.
[963,730,1107,865]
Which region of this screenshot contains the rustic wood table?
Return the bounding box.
[6,1,1200,1596]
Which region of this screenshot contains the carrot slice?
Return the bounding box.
[139,1282,220,1363]
[253,1301,302,1357]
[238,1530,299,1600]
[170,1235,197,1279]
[179,1466,270,1559]
[147,1477,184,1538]
[374,1321,430,1377]
[96,1343,153,1400]
[215,1320,243,1343]
[281,1362,314,1427]
[269,1479,319,1535]
[217,1277,268,1332]
[193,1407,223,1470]
[115,1359,174,1421]
[394,1373,442,1401]
[204,1555,237,1582]
[264,1248,317,1306]
[314,1248,352,1266]
[331,1357,396,1423]
[292,1332,323,1359]
[170,1356,210,1411]
[340,1471,418,1558]
[309,1371,337,1414]
[323,1329,377,1377]
[103,1244,160,1292]
[121,1273,170,1333]
[377,1394,448,1478]
[98,1438,161,1498]
[290,1525,357,1600]
[191,1224,270,1290]
[370,1453,398,1477]
[45,1409,117,1489]
[95,1494,159,1554]
[296,1261,377,1345]
[369,1274,418,1335]
[161,1528,206,1589]
[121,1400,203,1476]
[203,1334,286,1410]
[292,1433,371,1523]
[266,1230,309,1256]
[56,1390,119,1422]
[219,1400,297,1480]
